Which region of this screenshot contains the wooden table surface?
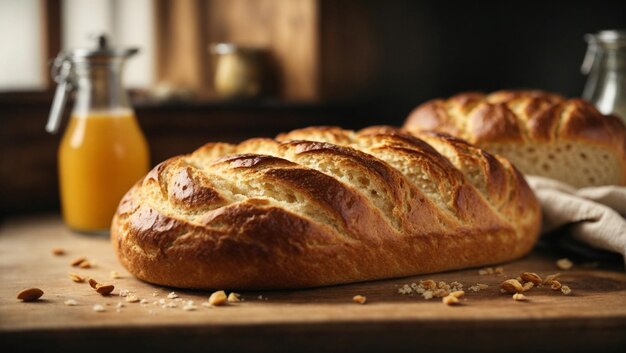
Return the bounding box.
[1,216,625,353]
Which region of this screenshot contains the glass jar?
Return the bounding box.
[47,35,150,234]
[581,29,626,122]
[210,43,268,99]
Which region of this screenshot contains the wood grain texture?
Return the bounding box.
[155,0,209,90]
[206,0,318,100]
[1,216,626,353]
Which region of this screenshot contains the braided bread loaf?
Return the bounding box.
[404,90,626,187]
[111,126,540,289]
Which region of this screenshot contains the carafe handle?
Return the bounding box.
[581,33,597,75]
[46,55,74,134]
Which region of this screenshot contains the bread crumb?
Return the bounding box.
[422,290,434,300]
[152,292,159,297]
[140,298,149,305]
[167,292,178,299]
[209,290,228,306]
[512,293,528,301]
[557,258,573,270]
[551,280,562,290]
[494,267,504,275]
[119,289,130,297]
[125,294,140,303]
[64,299,78,306]
[92,304,105,312]
[182,300,197,311]
[352,295,367,304]
[561,285,572,295]
[110,270,121,279]
[163,302,177,308]
[116,302,124,309]
[398,284,412,294]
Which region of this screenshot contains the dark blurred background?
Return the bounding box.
[1,0,625,215]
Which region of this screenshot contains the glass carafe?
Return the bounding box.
[581,29,626,122]
[46,35,150,234]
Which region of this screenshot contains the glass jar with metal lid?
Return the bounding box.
[581,29,626,122]
[46,35,150,234]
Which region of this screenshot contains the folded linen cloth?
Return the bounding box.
[525,175,626,263]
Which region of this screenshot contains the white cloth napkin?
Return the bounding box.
[525,175,626,262]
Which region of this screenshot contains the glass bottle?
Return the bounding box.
[46,35,150,234]
[581,29,626,122]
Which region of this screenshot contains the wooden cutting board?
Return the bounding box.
[1,216,625,353]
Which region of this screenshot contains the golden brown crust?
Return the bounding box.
[404,90,626,186]
[112,126,541,289]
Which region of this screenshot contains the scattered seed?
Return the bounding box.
[68,272,84,283]
[167,292,178,299]
[442,295,459,305]
[110,271,121,279]
[88,278,99,289]
[501,279,524,293]
[17,288,44,302]
[70,257,87,267]
[422,280,436,289]
[450,290,465,298]
[79,261,92,269]
[208,290,228,306]
[521,272,543,285]
[353,295,367,304]
[92,304,105,312]
[522,282,534,292]
[52,248,65,256]
[551,280,562,290]
[227,292,241,303]
[95,284,114,296]
[544,273,561,285]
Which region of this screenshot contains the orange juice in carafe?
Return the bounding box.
[47,35,149,234]
[59,110,149,231]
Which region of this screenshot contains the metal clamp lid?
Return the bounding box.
[45,34,139,134]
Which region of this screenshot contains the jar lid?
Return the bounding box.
[585,30,626,47]
[210,43,265,55]
[67,34,139,61]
